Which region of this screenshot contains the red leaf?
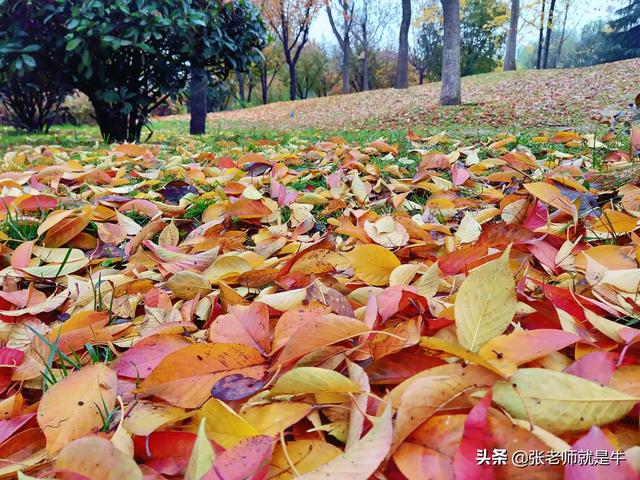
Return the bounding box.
[0,413,36,444]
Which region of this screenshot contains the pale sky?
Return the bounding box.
[309,0,623,48]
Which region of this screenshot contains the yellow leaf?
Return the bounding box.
[202,255,251,283]
[19,258,89,278]
[389,264,421,287]
[492,368,639,434]
[166,271,212,300]
[455,211,482,244]
[269,440,342,479]
[419,336,507,378]
[412,263,440,298]
[524,182,576,218]
[197,398,258,448]
[185,418,215,480]
[240,402,312,435]
[297,402,392,480]
[270,367,361,396]
[592,209,638,235]
[31,245,85,263]
[349,244,401,286]
[454,248,516,352]
[37,363,118,454]
[159,221,180,247]
[258,287,307,311]
[123,401,189,436]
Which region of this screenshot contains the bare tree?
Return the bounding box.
[326,0,356,94]
[353,0,390,91]
[395,0,411,88]
[535,0,546,69]
[440,0,461,105]
[410,21,442,84]
[542,0,557,69]
[504,0,519,70]
[553,0,574,67]
[260,0,321,100]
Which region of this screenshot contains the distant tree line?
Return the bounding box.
[1,0,638,138]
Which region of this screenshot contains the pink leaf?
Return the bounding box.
[209,302,270,355]
[203,436,274,480]
[565,352,617,385]
[114,334,190,379]
[10,240,34,269]
[452,164,470,186]
[453,390,496,480]
[565,427,637,480]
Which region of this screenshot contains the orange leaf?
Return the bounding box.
[135,343,265,408]
[44,215,90,247]
[56,436,143,479]
[37,363,117,454]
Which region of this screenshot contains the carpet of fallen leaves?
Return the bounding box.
[1,124,640,480]
[178,59,640,131]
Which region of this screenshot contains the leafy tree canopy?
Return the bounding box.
[0,0,267,141]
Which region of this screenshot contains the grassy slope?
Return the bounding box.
[192,58,640,133]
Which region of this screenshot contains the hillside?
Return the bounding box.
[199,59,639,131]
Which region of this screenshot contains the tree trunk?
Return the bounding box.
[260,63,268,105]
[288,61,297,101]
[342,36,350,94]
[504,0,519,70]
[554,1,570,67]
[542,0,557,69]
[395,0,411,89]
[189,67,207,135]
[91,98,144,143]
[362,48,370,91]
[236,71,246,102]
[535,0,546,69]
[440,0,461,105]
[419,69,425,84]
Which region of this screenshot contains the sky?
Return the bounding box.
[309,0,624,48]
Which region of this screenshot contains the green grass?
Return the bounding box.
[0,117,631,179]
[0,118,540,156]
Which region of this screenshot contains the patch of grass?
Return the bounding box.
[184,198,217,220]
[1,216,39,249]
[288,175,327,192]
[124,209,151,226]
[280,206,292,224]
